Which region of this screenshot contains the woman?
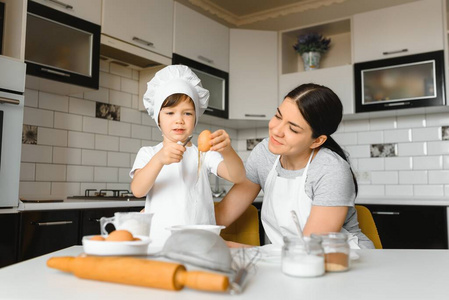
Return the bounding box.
[215,83,374,249]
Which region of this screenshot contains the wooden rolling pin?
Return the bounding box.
[47,256,229,292]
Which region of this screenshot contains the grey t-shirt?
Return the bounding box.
[246,138,374,249]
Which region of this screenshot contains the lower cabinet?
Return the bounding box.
[0,213,19,268]
[363,205,448,249]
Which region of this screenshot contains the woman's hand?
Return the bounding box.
[155,141,186,165]
[210,129,232,154]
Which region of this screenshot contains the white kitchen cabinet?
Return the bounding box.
[173,2,229,72]
[229,29,278,121]
[279,65,354,116]
[102,0,173,58]
[353,0,444,63]
[31,0,101,24]
[2,0,27,60]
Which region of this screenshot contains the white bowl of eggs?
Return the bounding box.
[82,230,151,256]
[167,224,226,235]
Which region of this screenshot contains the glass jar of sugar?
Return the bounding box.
[317,232,350,272]
[281,236,325,277]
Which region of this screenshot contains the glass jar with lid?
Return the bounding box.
[315,232,350,272]
[281,236,325,277]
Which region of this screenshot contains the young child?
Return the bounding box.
[130,65,245,247]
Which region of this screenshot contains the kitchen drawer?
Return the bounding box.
[18,210,80,261]
[364,205,448,249]
[0,213,19,268]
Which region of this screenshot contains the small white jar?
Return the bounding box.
[281,236,325,277]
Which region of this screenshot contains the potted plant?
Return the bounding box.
[293,33,331,71]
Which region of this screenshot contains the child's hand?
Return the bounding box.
[210,129,232,153]
[156,141,186,165]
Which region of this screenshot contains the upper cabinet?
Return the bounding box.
[2,0,27,60]
[353,0,444,63]
[30,0,101,25]
[229,29,278,121]
[102,0,173,58]
[173,2,229,72]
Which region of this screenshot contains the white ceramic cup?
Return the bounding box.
[100,212,154,237]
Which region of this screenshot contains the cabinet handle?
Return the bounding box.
[382,49,408,55]
[132,37,154,47]
[372,211,400,216]
[197,55,214,64]
[245,114,266,118]
[88,218,101,223]
[46,0,73,10]
[384,102,410,107]
[41,67,71,77]
[205,108,214,112]
[0,97,20,105]
[32,221,74,226]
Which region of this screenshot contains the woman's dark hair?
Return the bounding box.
[285,83,358,194]
[158,93,195,124]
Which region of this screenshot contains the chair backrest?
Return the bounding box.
[217,204,260,246]
[355,205,383,249]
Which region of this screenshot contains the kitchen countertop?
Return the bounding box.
[1,246,448,299]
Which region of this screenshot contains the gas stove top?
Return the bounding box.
[67,189,142,201]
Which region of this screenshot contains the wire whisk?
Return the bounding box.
[229,247,260,295]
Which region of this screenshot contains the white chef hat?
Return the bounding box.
[143,65,209,128]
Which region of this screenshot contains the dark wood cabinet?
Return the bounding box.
[18,210,80,261]
[0,213,19,268]
[363,204,448,249]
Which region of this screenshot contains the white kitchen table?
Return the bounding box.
[0,246,447,300]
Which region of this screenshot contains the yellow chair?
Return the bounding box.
[355,205,383,249]
[216,203,260,246]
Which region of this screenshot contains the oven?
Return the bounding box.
[0,55,26,208]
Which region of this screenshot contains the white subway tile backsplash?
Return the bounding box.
[19,182,51,196]
[132,70,139,81]
[385,157,413,170]
[38,128,67,147]
[99,60,109,72]
[68,131,95,149]
[369,117,396,130]
[36,164,66,181]
[371,171,398,184]
[428,170,449,184]
[235,139,247,152]
[109,90,132,107]
[445,185,449,196]
[83,116,108,134]
[53,147,81,165]
[343,145,370,158]
[21,144,52,163]
[95,134,119,151]
[397,142,426,156]
[426,113,449,127]
[119,137,141,153]
[23,107,53,127]
[80,182,107,194]
[131,124,152,140]
[51,182,81,197]
[39,92,69,112]
[82,149,107,166]
[119,168,132,183]
[358,131,383,144]
[106,183,131,191]
[84,87,109,103]
[120,107,141,124]
[397,114,425,128]
[20,163,35,181]
[412,127,441,142]
[413,156,442,170]
[109,120,131,137]
[24,89,38,107]
[414,185,444,197]
[357,185,385,197]
[108,152,131,167]
[357,158,384,171]
[427,141,449,155]
[141,140,158,148]
[94,167,118,182]
[343,119,369,132]
[99,71,121,90]
[399,170,427,184]
[121,78,139,94]
[67,165,94,182]
[333,132,357,145]
[256,128,269,139]
[69,97,95,117]
[110,63,133,78]
[54,112,83,131]
[385,185,413,197]
[384,129,412,143]
[238,128,257,140]
[132,94,139,110]
[141,113,154,126]
[444,156,449,169]
[151,127,163,142]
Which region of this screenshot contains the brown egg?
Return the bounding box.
[105,230,134,242]
[198,130,212,152]
[133,237,141,241]
[90,235,105,241]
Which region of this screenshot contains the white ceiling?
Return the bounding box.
[175,0,418,30]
